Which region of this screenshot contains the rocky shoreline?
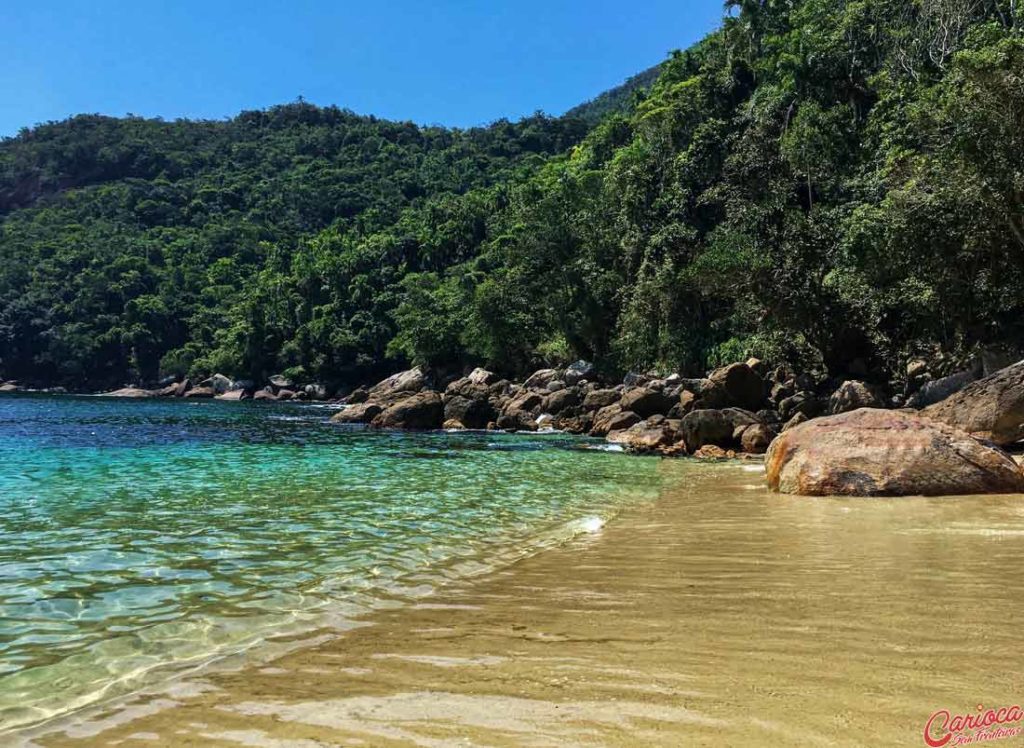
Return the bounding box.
[3,356,1023,497]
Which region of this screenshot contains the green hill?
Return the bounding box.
[2,1,1023,390]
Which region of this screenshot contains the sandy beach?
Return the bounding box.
[19,459,1024,747]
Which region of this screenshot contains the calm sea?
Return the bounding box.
[0,394,661,732]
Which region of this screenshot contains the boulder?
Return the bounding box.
[231,379,255,392]
[563,360,596,386]
[200,373,232,395]
[782,411,808,431]
[622,372,650,388]
[504,391,544,415]
[607,423,677,453]
[778,391,823,421]
[707,362,766,411]
[922,361,1024,445]
[766,408,1024,496]
[443,419,466,430]
[555,413,594,434]
[371,391,443,430]
[304,384,329,400]
[253,389,278,402]
[582,388,621,411]
[216,389,250,402]
[443,395,495,430]
[523,368,560,390]
[467,367,499,386]
[331,402,383,424]
[368,368,426,400]
[545,379,567,393]
[102,387,155,398]
[680,409,734,451]
[590,405,641,437]
[0,383,20,393]
[693,445,735,460]
[828,380,885,415]
[276,389,296,401]
[183,386,215,399]
[619,386,675,418]
[908,370,976,408]
[269,374,294,389]
[542,388,580,415]
[496,409,538,432]
[740,423,775,454]
[346,388,369,404]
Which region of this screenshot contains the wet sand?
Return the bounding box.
[23,460,1024,747]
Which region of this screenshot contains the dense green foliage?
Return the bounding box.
[2,0,1023,389]
[564,63,663,123]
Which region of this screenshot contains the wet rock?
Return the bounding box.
[253,388,278,402]
[371,391,443,430]
[766,408,1024,496]
[443,419,466,430]
[922,361,1024,445]
[828,380,885,415]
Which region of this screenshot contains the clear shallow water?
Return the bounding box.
[0,395,661,732]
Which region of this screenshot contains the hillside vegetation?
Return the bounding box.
[1,0,1022,390]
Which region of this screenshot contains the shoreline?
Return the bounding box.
[22,461,1024,747]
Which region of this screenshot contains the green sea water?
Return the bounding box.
[0,394,661,733]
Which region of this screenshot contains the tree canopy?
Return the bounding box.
[2,0,1022,390]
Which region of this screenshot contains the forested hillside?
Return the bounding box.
[2,0,1023,391]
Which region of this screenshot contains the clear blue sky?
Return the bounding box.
[0,1,724,137]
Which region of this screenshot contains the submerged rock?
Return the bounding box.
[766,408,1024,496]
[922,361,1024,445]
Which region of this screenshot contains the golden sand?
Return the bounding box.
[23,461,1024,747]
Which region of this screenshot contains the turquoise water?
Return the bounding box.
[0,394,661,732]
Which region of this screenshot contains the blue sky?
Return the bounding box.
[0,1,724,137]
